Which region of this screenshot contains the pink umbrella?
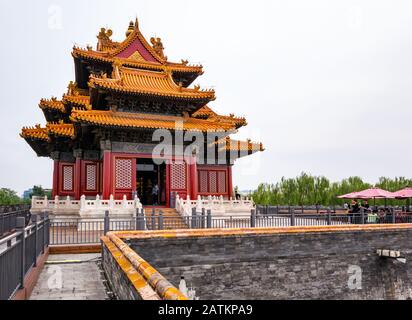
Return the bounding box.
[354,187,395,199]
[337,191,363,199]
[392,187,412,199]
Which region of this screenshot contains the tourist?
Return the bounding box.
[362,200,370,213]
[152,183,159,206]
[350,200,359,213]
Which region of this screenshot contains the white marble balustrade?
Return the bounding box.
[175,195,255,217]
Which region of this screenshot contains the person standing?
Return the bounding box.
[152,183,159,206]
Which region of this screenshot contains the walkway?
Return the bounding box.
[30,253,109,300]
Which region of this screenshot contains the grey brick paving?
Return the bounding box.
[30,253,108,300]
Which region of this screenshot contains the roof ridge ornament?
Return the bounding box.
[97,27,114,51]
[112,59,123,80]
[150,37,166,60]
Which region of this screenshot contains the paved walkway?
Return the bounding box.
[30,253,109,300]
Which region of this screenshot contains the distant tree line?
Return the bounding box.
[0,186,51,205]
[252,173,412,206]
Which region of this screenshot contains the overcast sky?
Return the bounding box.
[1,0,412,195]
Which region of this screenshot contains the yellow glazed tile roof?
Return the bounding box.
[20,123,75,140]
[220,138,264,152]
[46,122,75,138]
[39,94,91,113]
[39,98,65,113]
[193,106,247,129]
[72,20,203,75]
[70,109,236,132]
[63,94,91,110]
[88,66,215,101]
[20,125,49,141]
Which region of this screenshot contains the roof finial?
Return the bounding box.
[126,21,134,37]
[135,17,139,29]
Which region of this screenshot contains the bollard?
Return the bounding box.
[290,208,295,227]
[151,208,156,230]
[158,210,164,230]
[31,215,39,266]
[250,209,256,228]
[201,208,206,229]
[16,217,26,289]
[327,209,331,226]
[43,212,49,249]
[136,208,145,230]
[360,208,365,225]
[104,210,110,234]
[207,210,212,228]
[191,207,197,229]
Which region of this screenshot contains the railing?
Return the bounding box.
[47,207,412,246]
[256,204,412,215]
[31,195,142,216]
[0,214,49,300]
[176,195,255,216]
[0,208,31,238]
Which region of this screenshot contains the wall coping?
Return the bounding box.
[109,223,412,241]
[102,233,187,300]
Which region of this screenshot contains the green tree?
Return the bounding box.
[0,188,23,205]
[252,173,412,206]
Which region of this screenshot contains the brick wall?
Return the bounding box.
[127,228,412,300]
[102,245,141,300]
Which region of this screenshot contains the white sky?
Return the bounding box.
[1,0,412,195]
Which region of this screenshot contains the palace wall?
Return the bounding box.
[127,227,412,300]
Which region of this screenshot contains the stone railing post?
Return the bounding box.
[250,209,256,228]
[158,210,164,230]
[104,210,110,234]
[109,195,114,210]
[44,195,48,209]
[16,217,26,289]
[80,195,86,210]
[207,209,212,228]
[290,208,295,227]
[392,208,396,224]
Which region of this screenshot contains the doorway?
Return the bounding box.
[136,158,166,206]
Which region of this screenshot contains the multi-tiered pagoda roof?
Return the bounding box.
[21,18,263,162]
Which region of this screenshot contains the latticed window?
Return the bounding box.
[198,169,227,194]
[85,164,97,191]
[170,162,187,190]
[115,159,133,189]
[62,165,74,191]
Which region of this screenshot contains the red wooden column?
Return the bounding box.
[52,160,59,198]
[102,151,112,199]
[189,157,198,200]
[228,165,233,199]
[74,158,82,200]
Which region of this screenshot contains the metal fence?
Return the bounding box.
[47,207,412,246]
[0,208,31,238]
[0,214,49,300]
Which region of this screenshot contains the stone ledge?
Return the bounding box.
[108,223,412,241]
